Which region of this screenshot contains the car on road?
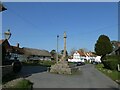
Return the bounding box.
[76,62,85,66]
[91,61,98,65]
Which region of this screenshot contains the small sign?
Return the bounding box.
[118,64,120,71]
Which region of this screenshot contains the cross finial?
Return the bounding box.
[64,31,67,38]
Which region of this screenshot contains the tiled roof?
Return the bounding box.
[10,46,24,54]
[117,42,120,47]
[0,39,5,44]
[0,39,24,54]
[77,51,96,57]
[77,51,86,56]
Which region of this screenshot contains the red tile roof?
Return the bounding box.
[0,39,5,44]
[118,42,120,47]
[9,45,24,54]
[77,51,86,56]
[0,39,24,54]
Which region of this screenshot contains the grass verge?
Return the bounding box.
[2,78,33,90]
[95,64,120,84]
[13,79,33,89]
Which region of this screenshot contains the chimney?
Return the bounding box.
[17,43,19,48]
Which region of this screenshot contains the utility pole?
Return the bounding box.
[56,35,59,63]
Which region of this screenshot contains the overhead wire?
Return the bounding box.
[2,4,118,39]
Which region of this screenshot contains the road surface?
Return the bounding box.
[19,64,120,89]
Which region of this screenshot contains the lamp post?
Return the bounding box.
[0,3,7,12]
[4,29,11,40]
[56,35,59,63]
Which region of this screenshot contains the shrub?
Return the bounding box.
[22,60,55,67]
[107,60,118,70]
[103,55,119,70]
[107,55,120,62]
[39,60,55,67]
[14,79,33,89]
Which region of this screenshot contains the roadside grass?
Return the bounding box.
[95,64,120,84]
[3,78,33,90]
[13,79,33,89]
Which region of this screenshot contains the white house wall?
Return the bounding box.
[68,51,100,63]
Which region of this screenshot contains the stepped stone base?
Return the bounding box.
[50,61,72,75]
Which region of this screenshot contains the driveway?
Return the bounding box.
[19,64,120,89]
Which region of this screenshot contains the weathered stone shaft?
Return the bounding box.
[61,32,67,61]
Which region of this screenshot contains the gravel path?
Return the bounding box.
[19,64,120,89]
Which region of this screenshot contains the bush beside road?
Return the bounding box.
[103,55,120,70]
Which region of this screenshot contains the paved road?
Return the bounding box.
[19,64,120,89]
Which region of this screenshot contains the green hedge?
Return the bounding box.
[107,55,120,62]
[103,55,120,70]
[22,60,55,67]
[105,60,118,70]
[39,60,55,67]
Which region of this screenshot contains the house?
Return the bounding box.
[23,47,51,61]
[68,50,100,63]
[9,43,25,61]
[115,42,120,55]
[0,39,25,62]
[111,41,120,55]
[0,39,51,62]
[0,39,11,65]
[115,47,120,55]
[68,51,86,62]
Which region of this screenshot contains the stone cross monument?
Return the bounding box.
[61,32,67,61]
[50,32,72,74]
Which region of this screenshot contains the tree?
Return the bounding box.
[60,50,68,56]
[95,35,113,60]
[50,50,56,60]
[69,48,76,56]
[79,48,88,53]
[60,50,68,61]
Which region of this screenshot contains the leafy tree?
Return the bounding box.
[60,50,68,61]
[79,48,88,53]
[60,50,68,56]
[95,35,113,60]
[50,50,56,60]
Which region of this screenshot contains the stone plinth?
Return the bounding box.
[50,32,73,75]
[50,61,72,74]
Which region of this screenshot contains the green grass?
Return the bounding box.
[3,79,33,90]
[95,64,120,84]
[13,79,33,89]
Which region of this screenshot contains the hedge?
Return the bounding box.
[103,55,120,70]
